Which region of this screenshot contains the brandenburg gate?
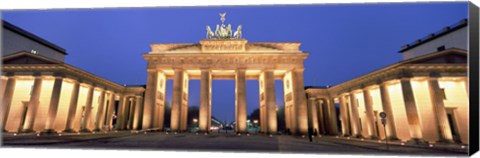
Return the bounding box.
[141,13,309,134]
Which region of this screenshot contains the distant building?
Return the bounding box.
[2,21,67,61]
[399,19,467,60]
[1,21,145,134]
[305,19,468,144]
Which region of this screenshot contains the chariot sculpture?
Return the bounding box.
[206,12,243,39]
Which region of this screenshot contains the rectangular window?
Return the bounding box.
[440,88,447,100]
[437,45,446,51]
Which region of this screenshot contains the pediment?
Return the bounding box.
[2,51,62,64]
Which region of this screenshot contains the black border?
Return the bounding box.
[468,1,479,156]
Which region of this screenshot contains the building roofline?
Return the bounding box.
[2,20,68,55]
[399,18,467,53]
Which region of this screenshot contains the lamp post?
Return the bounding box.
[253,120,258,134]
[193,118,198,132]
[379,112,389,151]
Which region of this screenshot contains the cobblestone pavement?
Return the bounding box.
[1,131,467,156]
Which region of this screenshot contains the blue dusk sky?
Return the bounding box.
[2,2,468,123]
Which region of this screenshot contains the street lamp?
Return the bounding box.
[193,118,198,132]
[253,120,258,134]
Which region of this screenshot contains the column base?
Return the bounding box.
[352,134,363,138]
[406,138,427,145]
[20,129,35,133]
[40,129,58,135]
[79,128,92,133]
[92,128,102,132]
[386,136,399,141]
[62,129,77,133]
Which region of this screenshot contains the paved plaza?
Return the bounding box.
[1,131,467,156]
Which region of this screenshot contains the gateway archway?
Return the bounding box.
[141,15,309,135]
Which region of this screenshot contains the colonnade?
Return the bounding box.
[307,76,468,144]
[0,73,144,133]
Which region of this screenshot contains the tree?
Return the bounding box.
[247,106,286,132]
[248,108,260,123]
[164,101,171,128]
[187,106,199,127]
[277,106,286,132]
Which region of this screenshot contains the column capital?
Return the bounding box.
[52,72,66,78]
[173,68,184,72]
[147,69,157,73]
[293,68,305,72]
[429,72,441,78]
[200,68,211,72]
[5,72,15,77]
[32,72,42,77]
[261,68,275,72]
[236,68,246,72]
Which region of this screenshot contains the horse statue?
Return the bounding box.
[234,25,242,39]
[206,25,215,39]
[227,24,232,38]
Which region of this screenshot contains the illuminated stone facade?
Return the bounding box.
[306,48,468,144]
[1,17,470,145]
[305,19,469,144]
[143,39,309,134]
[1,22,145,134]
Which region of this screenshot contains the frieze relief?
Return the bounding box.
[147,56,305,67]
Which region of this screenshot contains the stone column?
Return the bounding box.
[1,75,16,132]
[133,96,143,130]
[63,80,80,132]
[142,70,157,129]
[180,72,189,132]
[338,95,350,136]
[21,75,43,133]
[308,97,319,134]
[362,88,377,139]
[316,98,326,135]
[128,99,136,129]
[116,96,127,130]
[199,69,211,132]
[327,98,339,135]
[349,92,362,137]
[236,69,247,133]
[379,82,397,140]
[171,69,184,132]
[262,70,277,134]
[105,93,116,130]
[292,69,308,134]
[43,75,64,133]
[428,77,454,142]
[400,78,422,140]
[80,85,94,132]
[93,89,106,131]
[0,76,7,101]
